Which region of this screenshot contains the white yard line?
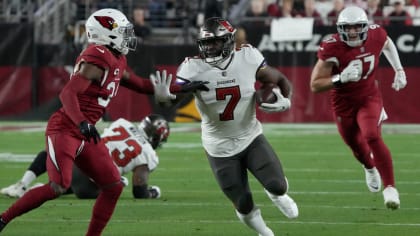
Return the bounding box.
[0,217,418,227]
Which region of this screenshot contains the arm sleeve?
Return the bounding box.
[382,36,403,71]
[59,73,91,125]
[120,67,155,94]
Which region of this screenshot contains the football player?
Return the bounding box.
[151,17,298,236]
[0,8,206,234]
[1,114,169,200]
[310,6,407,210]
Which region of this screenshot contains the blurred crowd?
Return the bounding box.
[244,0,419,26]
[2,0,419,44]
[66,0,418,44]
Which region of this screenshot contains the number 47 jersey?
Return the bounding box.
[101,118,159,175]
[317,24,388,113]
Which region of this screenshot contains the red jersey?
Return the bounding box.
[47,44,127,137]
[317,25,387,115]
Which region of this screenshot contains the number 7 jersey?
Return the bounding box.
[317,25,388,114]
[177,45,265,157]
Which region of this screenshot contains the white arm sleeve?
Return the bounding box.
[382,36,403,71]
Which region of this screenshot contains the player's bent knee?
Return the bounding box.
[265,179,288,196]
[49,182,69,196]
[236,192,254,214]
[101,181,124,199]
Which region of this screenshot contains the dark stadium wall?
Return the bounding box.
[0,24,419,123]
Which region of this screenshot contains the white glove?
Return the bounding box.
[121,176,129,186]
[340,60,362,83]
[150,70,176,102]
[392,70,407,91]
[259,88,291,113]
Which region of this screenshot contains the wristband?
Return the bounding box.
[331,75,342,87]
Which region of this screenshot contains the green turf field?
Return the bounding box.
[0,122,419,236]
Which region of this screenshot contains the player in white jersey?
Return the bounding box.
[1,114,169,199]
[167,17,298,236]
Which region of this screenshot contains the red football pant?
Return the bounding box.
[334,97,395,187]
[1,133,123,236]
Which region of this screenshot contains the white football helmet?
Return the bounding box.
[336,6,369,47]
[85,8,137,55]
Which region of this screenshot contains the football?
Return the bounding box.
[255,83,278,105]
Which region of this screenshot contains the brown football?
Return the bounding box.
[255,83,278,105]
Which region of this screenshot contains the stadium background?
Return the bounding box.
[0,0,419,123]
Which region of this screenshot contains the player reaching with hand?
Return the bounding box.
[0,8,206,235]
[1,114,169,200]
[151,17,298,236]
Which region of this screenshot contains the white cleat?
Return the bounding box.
[28,183,44,191]
[258,227,274,236]
[364,167,381,192]
[383,186,400,210]
[0,182,26,198]
[149,186,161,199]
[265,189,299,219]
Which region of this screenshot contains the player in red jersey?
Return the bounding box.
[310,6,407,210]
[0,8,207,235]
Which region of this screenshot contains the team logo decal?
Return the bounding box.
[219,20,234,32]
[94,16,118,30]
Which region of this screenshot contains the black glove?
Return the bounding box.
[180,81,209,93]
[79,121,101,144]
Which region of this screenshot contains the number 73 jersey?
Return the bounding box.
[317,24,388,109]
[101,118,158,175]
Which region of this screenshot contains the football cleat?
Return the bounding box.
[264,189,299,219]
[28,183,44,191]
[0,216,7,232]
[120,176,129,186]
[258,227,274,236]
[149,186,161,199]
[0,181,26,198]
[364,167,381,192]
[383,186,400,210]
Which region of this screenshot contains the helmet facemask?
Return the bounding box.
[337,23,368,47]
[336,6,369,47]
[139,115,170,149]
[86,8,137,55]
[112,23,137,55]
[197,17,236,66]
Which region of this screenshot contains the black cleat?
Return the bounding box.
[0,217,7,232]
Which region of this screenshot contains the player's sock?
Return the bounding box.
[1,184,56,223]
[236,208,274,236]
[86,182,123,236]
[29,150,48,176]
[21,171,37,188]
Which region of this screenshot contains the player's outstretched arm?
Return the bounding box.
[382,36,407,91]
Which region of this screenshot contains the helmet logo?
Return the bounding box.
[219,20,234,32]
[94,16,118,30]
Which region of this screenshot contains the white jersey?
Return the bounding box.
[101,118,159,175]
[177,45,265,157]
